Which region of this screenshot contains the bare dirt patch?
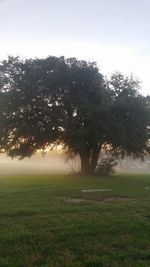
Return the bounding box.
[62,196,133,204]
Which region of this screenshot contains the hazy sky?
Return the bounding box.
[0,0,150,95]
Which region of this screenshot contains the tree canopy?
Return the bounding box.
[0,56,149,174]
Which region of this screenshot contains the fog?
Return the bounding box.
[0,151,75,175]
[0,151,150,175]
[117,156,150,174]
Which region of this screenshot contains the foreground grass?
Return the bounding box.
[0,173,150,267]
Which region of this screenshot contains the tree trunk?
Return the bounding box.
[80,152,91,175]
[90,147,100,173]
[79,147,100,175]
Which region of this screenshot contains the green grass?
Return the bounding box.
[0,173,150,267]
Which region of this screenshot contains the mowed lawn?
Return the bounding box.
[0,174,150,267]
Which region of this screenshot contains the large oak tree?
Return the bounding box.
[0,56,149,174]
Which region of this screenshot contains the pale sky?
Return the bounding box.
[0,0,150,95]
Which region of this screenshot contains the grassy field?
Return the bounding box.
[0,173,150,267]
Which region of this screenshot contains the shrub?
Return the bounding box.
[96,157,118,176]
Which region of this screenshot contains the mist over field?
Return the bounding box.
[0,152,72,175]
[0,152,150,175]
[117,156,150,173]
